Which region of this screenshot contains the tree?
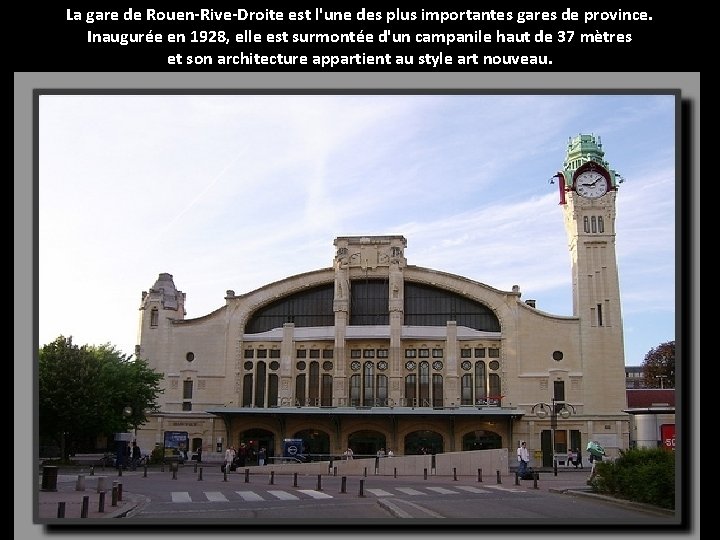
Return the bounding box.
[38,335,163,459]
[641,340,675,388]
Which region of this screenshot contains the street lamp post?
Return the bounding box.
[531,398,576,476]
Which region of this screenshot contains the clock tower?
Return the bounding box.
[556,134,627,413]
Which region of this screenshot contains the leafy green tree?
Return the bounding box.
[38,336,163,459]
[641,340,675,388]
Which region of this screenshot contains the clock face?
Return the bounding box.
[574,170,608,198]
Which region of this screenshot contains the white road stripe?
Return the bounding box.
[426,486,459,495]
[455,486,491,494]
[235,491,264,501]
[268,490,299,500]
[297,489,333,499]
[171,492,192,503]
[395,487,425,495]
[204,491,228,502]
[366,488,393,496]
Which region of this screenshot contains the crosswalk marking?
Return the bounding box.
[171,492,192,503]
[297,489,333,499]
[456,486,490,494]
[366,489,393,496]
[268,490,299,500]
[236,490,264,501]
[204,491,228,502]
[426,486,458,495]
[395,487,425,495]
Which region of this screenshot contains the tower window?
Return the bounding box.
[183,379,193,399]
[597,304,603,326]
[150,308,158,327]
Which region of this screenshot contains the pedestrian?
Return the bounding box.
[517,441,530,478]
[377,448,385,458]
[567,448,575,468]
[224,446,236,473]
[258,447,266,466]
[387,449,394,457]
[196,445,202,463]
[575,448,583,469]
[344,447,354,460]
[237,443,247,467]
[131,441,141,470]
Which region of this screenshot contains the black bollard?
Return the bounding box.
[57,501,65,518]
[340,476,347,493]
[478,468,483,482]
[244,468,250,483]
[424,468,428,480]
[172,467,177,480]
[496,470,501,484]
[453,467,457,481]
[194,461,198,473]
[98,491,106,513]
[363,467,367,477]
[515,472,520,485]
[270,471,275,485]
[118,466,122,477]
[223,468,228,482]
[394,467,397,478]
[293,472,298,487]
[81,495,89,518]
[533,472,539,489]
[144,463,148,477]
[316,474,322,491]
[359,479,365,497]
[111,485,118,507]
[118,482,123,501]
[333,466,337,476]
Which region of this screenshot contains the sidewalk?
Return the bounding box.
[36,471,147,521]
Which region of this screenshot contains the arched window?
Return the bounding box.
[461,374,473,405]
[419,361,430,406]
[150,307,158,327]
[474,361,487,404]
[295,374,306,406]
[363,362,375,406]
[405,374,416,406]
[309,361,320,406]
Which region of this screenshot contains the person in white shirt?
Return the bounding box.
[517,441,530,477]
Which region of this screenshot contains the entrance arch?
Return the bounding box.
[462,429,502,450]
[293,429,330,456]
[404,430,443,455]
[239,428,275,465]
[348,430,386,458]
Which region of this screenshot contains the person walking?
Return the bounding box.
[224,446,236,473]
[196,445,202,463]
[517,441,530,478]
[344,447,354,460]
[258,447,267,466]
[131,441,141,470]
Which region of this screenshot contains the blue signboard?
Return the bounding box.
[164,431,189,460]
[283,438,304,458]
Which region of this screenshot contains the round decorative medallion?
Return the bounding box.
[489,360,500,370]
[405,360,416,370]
[432,360,443,371]
[461,360,472,371]
[377,360,388,371]
[296,361,306,371]
[351,361,361,371]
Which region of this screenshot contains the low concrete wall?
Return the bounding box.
[236,449,509,477]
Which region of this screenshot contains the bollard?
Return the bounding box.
[57,501,65,518]
[41,465,59,492]
[533,472,539,489]
[293,472,298,487]
[244,468,250,483]
[223,469,228,482]
[453,468,457,481]
[375,456,379,474]
[478,468,483,483]
[81,495,89,518]
[316,474,322,491]
[194,461,198,473]
[394,467,397,479]
[118,482,123,501]
[198,467,203,481]
[340,476,347,493]
[90,465,95,476]
[333,466,337,476]
[363,467,367,477]
[98,491,106,513]
[496,470,501,484]
[515,472,519,485]
[76,474,86,491]
[161,462,165,472]
[96,476,109,493]
[111,484,118,507]
[172,467,177,480]
[118,466,122,477]
[270,471,275,485]
[424,468,428,480]
[144,463,148,477]
[359,479,365,497]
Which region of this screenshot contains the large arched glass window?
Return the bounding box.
[363,362,375,406]
[295,374,306,406]
[309,361,320,406]
[254,362,266,407]
[474,361,487,404]
[461,374,473,405]
[349,374,361,406]
[419,361,430,406]
[432,374,443,407]
[405,374,416,406]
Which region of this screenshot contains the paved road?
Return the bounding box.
[36,465,677,525]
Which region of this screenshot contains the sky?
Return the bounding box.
[38,93,676,366]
